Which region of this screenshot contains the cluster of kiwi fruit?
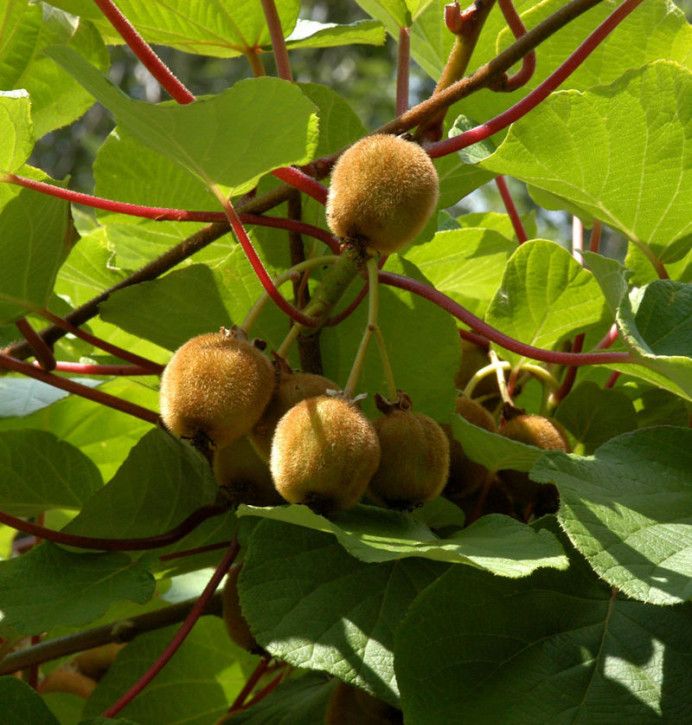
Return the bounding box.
[444,339,569,521]
[160,328,451,515]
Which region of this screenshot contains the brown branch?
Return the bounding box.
[3,185,294,362]
[0,592,223,676]
[15,318,56,371]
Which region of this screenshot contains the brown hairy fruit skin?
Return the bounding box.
[270,395,380,513]
[159,328,275,449]
[222,564,263,655]
[250,368,336,460]
[325,681,403,724]
[39,668,97,699]
[455,395,496,432]
[499,414,570,519]
[369,394,449,510]
[213,436,283,506]
[74,642,124,680]
[326,134,439,254]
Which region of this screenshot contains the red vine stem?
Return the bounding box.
[552,333,585,403]
[242,670,286,709]
[605,371,620,388]
[458,328,490,350]
[229,658,271,713]
[102,539,240,718]
[427,0,644,157]
[158,540,229,562]
[213,189,320,327]
[93,0,195,104]
[0,352,159,423]
[396,26,411,115]
[494,0,536,91]
[42,361,155,376]
[0,502,229,552]
[15,318,56,371]
[1,175,338,251]
[495,175,527,243]
[589,219,602,252]
[261,0,293,81]
[378,271,632,366]
[595,323,619,349]
[35,308,164,374]
[270,167,328,205]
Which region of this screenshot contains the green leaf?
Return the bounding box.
[478,62,692,255]
[458,210,537,241]
[0,543,154,634]
[449,414,547,473]
[230,672,336,724]
[353,0,413,29]
[0,166,70,323]
[0,4,108,137]
[532,427,692,604]
[0,90,32,172]
[0,429,102,516]
[49,46,319,194]
[484,240,606,364]
[83,617,257,725]
[395,522,692,724]
[0,376,95,417]
[555,380,638,454]
[240,518,446,704]
[49,0,300,59]
[65,429,217,540]
[0,378,158,481]
[405,228,516,317]
[0,677,59,725]
[322,256,459,422]
[238,504,567,576]
[434,153,494,209]
[99,265,232,352]
[286,19,385,50]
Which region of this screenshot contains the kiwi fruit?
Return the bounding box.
[213,436,283,506]
[325,681,403,724]
[326,134,439,254]
[499,410,569,518]
[74,642,124,681]
[270,395,380,513]
[222,564,262,655]
[39,668,97,699]
[368,393,449,510]
[159,327,275,449]
[250,364,336,460]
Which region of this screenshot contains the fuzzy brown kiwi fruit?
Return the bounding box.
[250,362,336,460]
[222,564,263,655]
[325,681,403,724]
[326,134,439,254]
[368,393,449,510]
[74,642,124,681]
[270,395,380,514]
[159,327,275,449]
[499,408,569,518]
[213,436,283,506]
[39,668,97,699]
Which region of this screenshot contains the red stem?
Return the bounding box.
[0,352,159,423]
[605,371,620,388]
[36,309,164,374]
[595,323,619,349]
[495,176,527,243]
[44,361,155,376]
[495,0,536,91]
[261,0,293,81]
[270,167,328,205]
[15,318,56,371]
[241,214,340,254]
[93,0,194,104]
[242,671,286,709]
[229,658,271,713]
[218,196,320,327]
[102,539,240,718]
[427,0,644,157]
[325,281,368,326]
[396,27,411,116]
[378,271,632,366]
[159,541,230,563]
[0,502,228,552]
[589,220,602,252]
[458,328,490,350]
[553,332,585,402]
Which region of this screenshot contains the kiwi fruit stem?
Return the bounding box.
[463,359,510,399]
[241,255,338,335]
[343,256,397,399]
